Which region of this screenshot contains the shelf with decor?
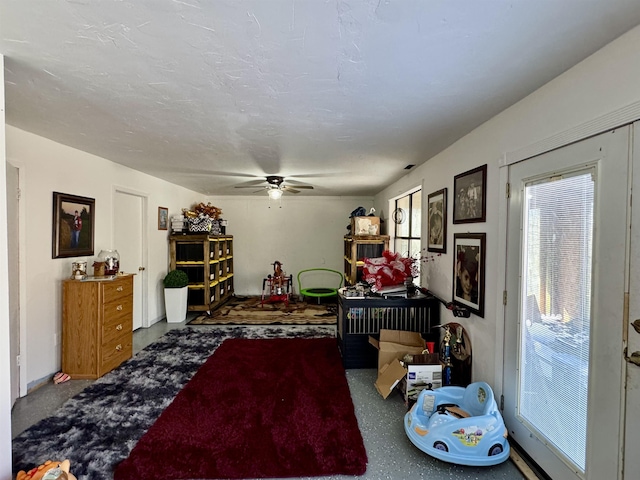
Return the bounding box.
[343,234,390,286]
[169,234,234,312]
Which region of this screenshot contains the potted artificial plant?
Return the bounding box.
[163,269,189,323]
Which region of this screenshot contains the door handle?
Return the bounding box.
[138,266,145,272]
[627,351,640,367]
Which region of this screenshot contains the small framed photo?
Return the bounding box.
[453,233,486,317]
[453,164,487,223]
[158,207,168,230]
[427,188,447,253]
[52,192,95,259]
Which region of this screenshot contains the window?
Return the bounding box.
[520,170,593,471]
[392,188,422,260]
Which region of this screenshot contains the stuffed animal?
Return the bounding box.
[16,459,77,480]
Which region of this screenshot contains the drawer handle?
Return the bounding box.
[117,286,124,292]
[116,324,123,331]
[116,305,123,311]
[115,344,122,351]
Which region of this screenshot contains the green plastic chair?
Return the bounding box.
[297,268,344,304]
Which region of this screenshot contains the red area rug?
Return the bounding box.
[114,337,367,479]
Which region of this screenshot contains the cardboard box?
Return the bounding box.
[351,216,381,235]
[405,354,442,403]
[374,358,407,399]
[369,329,427,399]
[369,329,426,371]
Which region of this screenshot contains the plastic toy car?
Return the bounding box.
[404,381,510,466]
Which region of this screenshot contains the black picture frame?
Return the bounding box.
[158,207,168,230]
[427,188,447,253]
[52,192,95,259]
[453,164,487,223]
[452,233,486,317]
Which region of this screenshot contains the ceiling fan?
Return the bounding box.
[234,175,315,196]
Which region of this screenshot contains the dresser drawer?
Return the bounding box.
[102,295,133,324]
[100,335,133,375]
[103,278,133,304]
[102,312,133,346]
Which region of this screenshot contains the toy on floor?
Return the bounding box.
[261,260,293,306]
[16,459,77,480]
[404,381,510,466]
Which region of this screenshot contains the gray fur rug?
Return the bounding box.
[12,325,335,480]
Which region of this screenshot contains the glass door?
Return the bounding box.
[503,128,629,479]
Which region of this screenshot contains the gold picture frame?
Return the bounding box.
[158,207,168,230]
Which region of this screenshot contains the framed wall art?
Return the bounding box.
[452,233,486,317]
[427,188,447,253]
[158,206,168,230]
[52,192,95,258]
[453,164,487,223]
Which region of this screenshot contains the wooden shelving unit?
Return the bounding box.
[169,234,234,312]
[343,234,390,285]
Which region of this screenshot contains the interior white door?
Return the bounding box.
[503,127,629,480]
[114,189,145,330]
[6,163,20,405]
[625,120,640,479]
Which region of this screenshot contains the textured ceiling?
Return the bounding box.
[2,1,640,196]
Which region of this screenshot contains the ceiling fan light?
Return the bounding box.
[268,188,283,200]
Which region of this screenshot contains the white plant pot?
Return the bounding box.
[164,286,188,323]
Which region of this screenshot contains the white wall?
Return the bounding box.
[206,196,373,296]
[375,24,640,390]
[5,125,374,388]
[5,126,203,387]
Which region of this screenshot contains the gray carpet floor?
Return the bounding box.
[12,319,526,480]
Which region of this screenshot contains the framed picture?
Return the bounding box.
[452,233,486,317]
[52,192,95,259]
[427,188,447,253]
[158,207,168,230]
[453,164,487,223]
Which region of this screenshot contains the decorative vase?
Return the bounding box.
[164,286,188,323]
[98,249,120,275]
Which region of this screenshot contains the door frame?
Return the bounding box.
[497,108,640,478]
[112,186,149,328]
[7,161,28,398]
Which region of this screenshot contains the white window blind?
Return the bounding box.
[520,170,593,472]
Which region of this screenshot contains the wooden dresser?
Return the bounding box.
[62,274,134,379]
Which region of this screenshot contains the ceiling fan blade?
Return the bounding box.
[181,170,263,178]
[290,185,314,189]
[240,179,268,186]
[283,187,300,194]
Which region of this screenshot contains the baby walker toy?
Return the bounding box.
[261,260,293,306]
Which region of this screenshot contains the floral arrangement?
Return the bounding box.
[362,250,417,291]
[183,202,222,220]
